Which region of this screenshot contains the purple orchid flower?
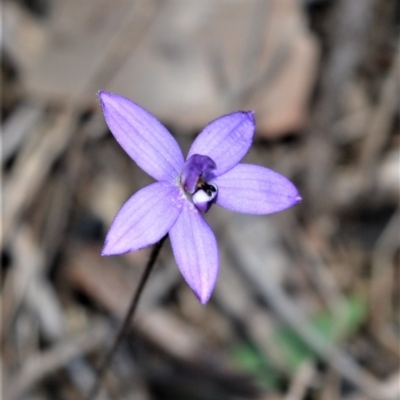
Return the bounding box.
[99,91,301,304]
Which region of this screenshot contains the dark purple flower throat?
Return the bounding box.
[180,154,218,213]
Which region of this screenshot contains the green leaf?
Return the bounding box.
[230,343,282,389]
[274,295,368,370]
[230,294,368,383]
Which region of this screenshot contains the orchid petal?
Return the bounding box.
[102,182,183,255]
[99,91,184,182]
[169,203,219,304]
[214,164,301,214]
[187,112,255,176]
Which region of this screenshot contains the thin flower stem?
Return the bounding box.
[87,235,167,400]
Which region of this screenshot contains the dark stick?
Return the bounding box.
[86,235,168,400]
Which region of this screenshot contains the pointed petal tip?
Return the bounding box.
[184,270,216,304]
[97,90,104,105]
[243,110,256,126]
[198,291,212,305]
[101,248,112,257]
[98,90,121,109]
[198,296,210,305]
[101,240,110,256]
[294,194,302,204]
[98,90,114,111]
[101,239,133,256]
[189,285,212,304]
[195,272,218,305]
[190,279,215,305]
[101,241,120,257]
[285,190,302,210]
[100,249,110,257]
[97,90,110,102]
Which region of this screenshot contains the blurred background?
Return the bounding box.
[1,0,399,399]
